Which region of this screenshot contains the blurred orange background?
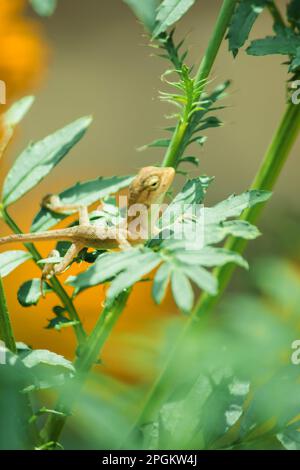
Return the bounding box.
[0,0,299,382]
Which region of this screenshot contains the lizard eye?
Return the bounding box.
[146,176,160,190]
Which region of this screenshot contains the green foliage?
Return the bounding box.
[31,175,133,232]
[0,0,290,450]
[144,77,230,169]
[46,316,78,331]
[123,0,159,32]
[29,0,58,17]
[156,29,188,71]
[0,251,32,277]
[287,0,300,30]
[153,0,196,38]
[247,28,300,71]
[22,349,74,373]
[243,1,300,74]
[44,305,79,331]
[17,279,52,307]
[158,176,210,228]
[2,116,92,207]
[278,424,300,450]
[227,1,300,75]
[134,256,300,450]
[152,262,171,304]
[67,248,161,300]
[160,65,205,124]
[204,189,271,223]
[123,0,196,37]
[68,177,269,312]
[3,96,35,129]
[170,269,194,313]
[227,0,268,56]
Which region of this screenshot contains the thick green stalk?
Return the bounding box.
[1,208,87,344]
[267,1,285,27]
[193,101,300,318]
[162,0,238,168]
[41,290,130,446]
[0,274,40,447]
[132,101,300,427]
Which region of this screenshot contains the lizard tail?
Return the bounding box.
[0,229,75,245]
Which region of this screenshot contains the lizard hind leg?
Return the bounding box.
[41,243,84,296]
[41,249,61,297]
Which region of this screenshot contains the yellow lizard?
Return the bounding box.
[0,166,175,282]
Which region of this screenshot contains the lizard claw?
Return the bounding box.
[41,194,62,212]
[40,249,60,296]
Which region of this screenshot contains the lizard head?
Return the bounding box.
[128,166,175,206]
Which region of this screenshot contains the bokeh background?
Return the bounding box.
[0,0,299,383]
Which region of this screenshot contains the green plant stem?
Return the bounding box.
[267,1,285,27]
[0,274,40,447]
[1,208,87,344]
[40,289,130,446]
[162,0,238,168]
[131,101,300,428]
[0,275,17,353]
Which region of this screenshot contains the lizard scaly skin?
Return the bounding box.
[0,167,175,280]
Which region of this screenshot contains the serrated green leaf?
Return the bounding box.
[247,30,300,57]
[17,279,52,307]
[68,248,161,300]
[2,116,92,207]
[123,0,159,32]
[31,175,133,232]
[204,190,272,224]
[228,0,266,56]
[153,0,196,38]
[67,250,137,290]
[0,251,32,277]
[171,269,194,313]
[175,247,248,270]
[22,349,74,373]
[107,252,161,300]
[29,0,57,16]
[182,264,218,296]
[204,220,261,245]
[159,177,209,228]
[152,262,172,304]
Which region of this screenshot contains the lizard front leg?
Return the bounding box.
[41,242,84,287]
[40,197,91,288]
